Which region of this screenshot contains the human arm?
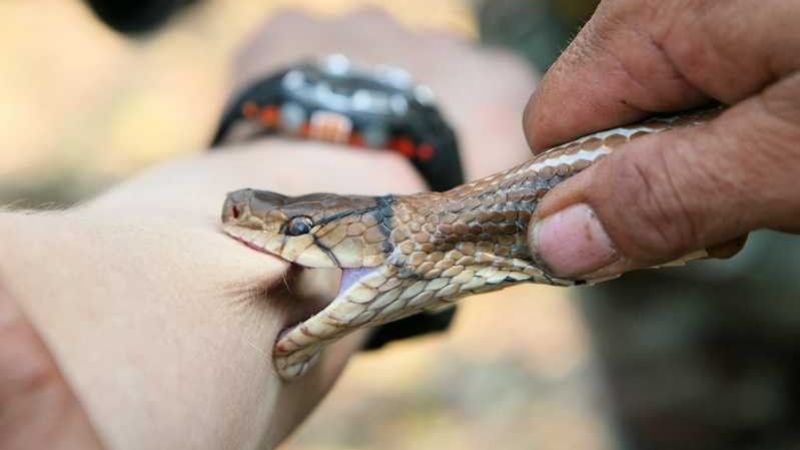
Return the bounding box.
[0,10,541,448]
[0,142,424,449]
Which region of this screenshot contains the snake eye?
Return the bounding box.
[285,216,314,236]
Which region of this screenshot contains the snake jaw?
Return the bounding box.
[338,267,377,297]
[222,222,340,268]
[221,221,283,255]
[273,265,390,379]
[224,221,386,377]
[223,223,377,307]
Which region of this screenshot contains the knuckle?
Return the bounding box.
[249,10,319,42]
[741,79,800,224]
[337,7,409,38]
[232,11,316,67]
[759,73,800,133]
[560,0,702,111]
[522,91,541,149]
[342,6,397,25]
[601,141,700,261]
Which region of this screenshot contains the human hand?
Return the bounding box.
[523,0,800,279]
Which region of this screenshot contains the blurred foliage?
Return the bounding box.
[0,0,474,207]
[582,232,800,450]
[477,0,598,69]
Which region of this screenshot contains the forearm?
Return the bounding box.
[84,141,427,221]
[0,246,104,450]
[0,141,425,449]
[0,206,293,449]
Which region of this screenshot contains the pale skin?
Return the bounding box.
[0,11,536,449]
[0,144,406,450]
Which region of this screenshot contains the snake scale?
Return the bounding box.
[221,108,720,380]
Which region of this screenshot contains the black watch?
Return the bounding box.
[211,55,464,350]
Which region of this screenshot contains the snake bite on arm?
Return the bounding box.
[222,108,720,380]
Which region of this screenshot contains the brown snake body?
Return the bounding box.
[221,108,720,380]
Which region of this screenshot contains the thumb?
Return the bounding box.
[527,75,800,279]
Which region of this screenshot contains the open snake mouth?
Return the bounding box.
[223,225,377,319]
[337,267,376,297]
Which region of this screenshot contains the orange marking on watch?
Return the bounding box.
[391,137,415,158]
[309,111,352,143]
[416,144,435,161]
[260,106,280,127]
[349,132,364,147]
[242,101,259,118]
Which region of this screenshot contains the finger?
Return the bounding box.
[523,0,800,152]
[0,284,105,449]
[706,235,748,259]
[527,72,800,278]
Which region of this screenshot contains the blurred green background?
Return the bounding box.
[3,1,799,449]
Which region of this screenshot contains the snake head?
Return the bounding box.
[221,188,393,269]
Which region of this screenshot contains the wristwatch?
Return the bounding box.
[211,55,464,350]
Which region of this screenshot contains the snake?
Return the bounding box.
[221,108,721,380]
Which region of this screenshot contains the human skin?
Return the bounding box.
[524,0,800,279]
[0,11,537,449]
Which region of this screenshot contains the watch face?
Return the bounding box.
[271,56,449,159]
[213,55,463,193]
[281,56,429,120]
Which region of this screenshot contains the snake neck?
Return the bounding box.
[384,156,586,283]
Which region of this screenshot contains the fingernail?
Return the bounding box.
[530,203,619,278]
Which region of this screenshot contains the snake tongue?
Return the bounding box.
[338,268,376,297]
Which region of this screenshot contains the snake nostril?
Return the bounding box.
[231,205,241,219]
